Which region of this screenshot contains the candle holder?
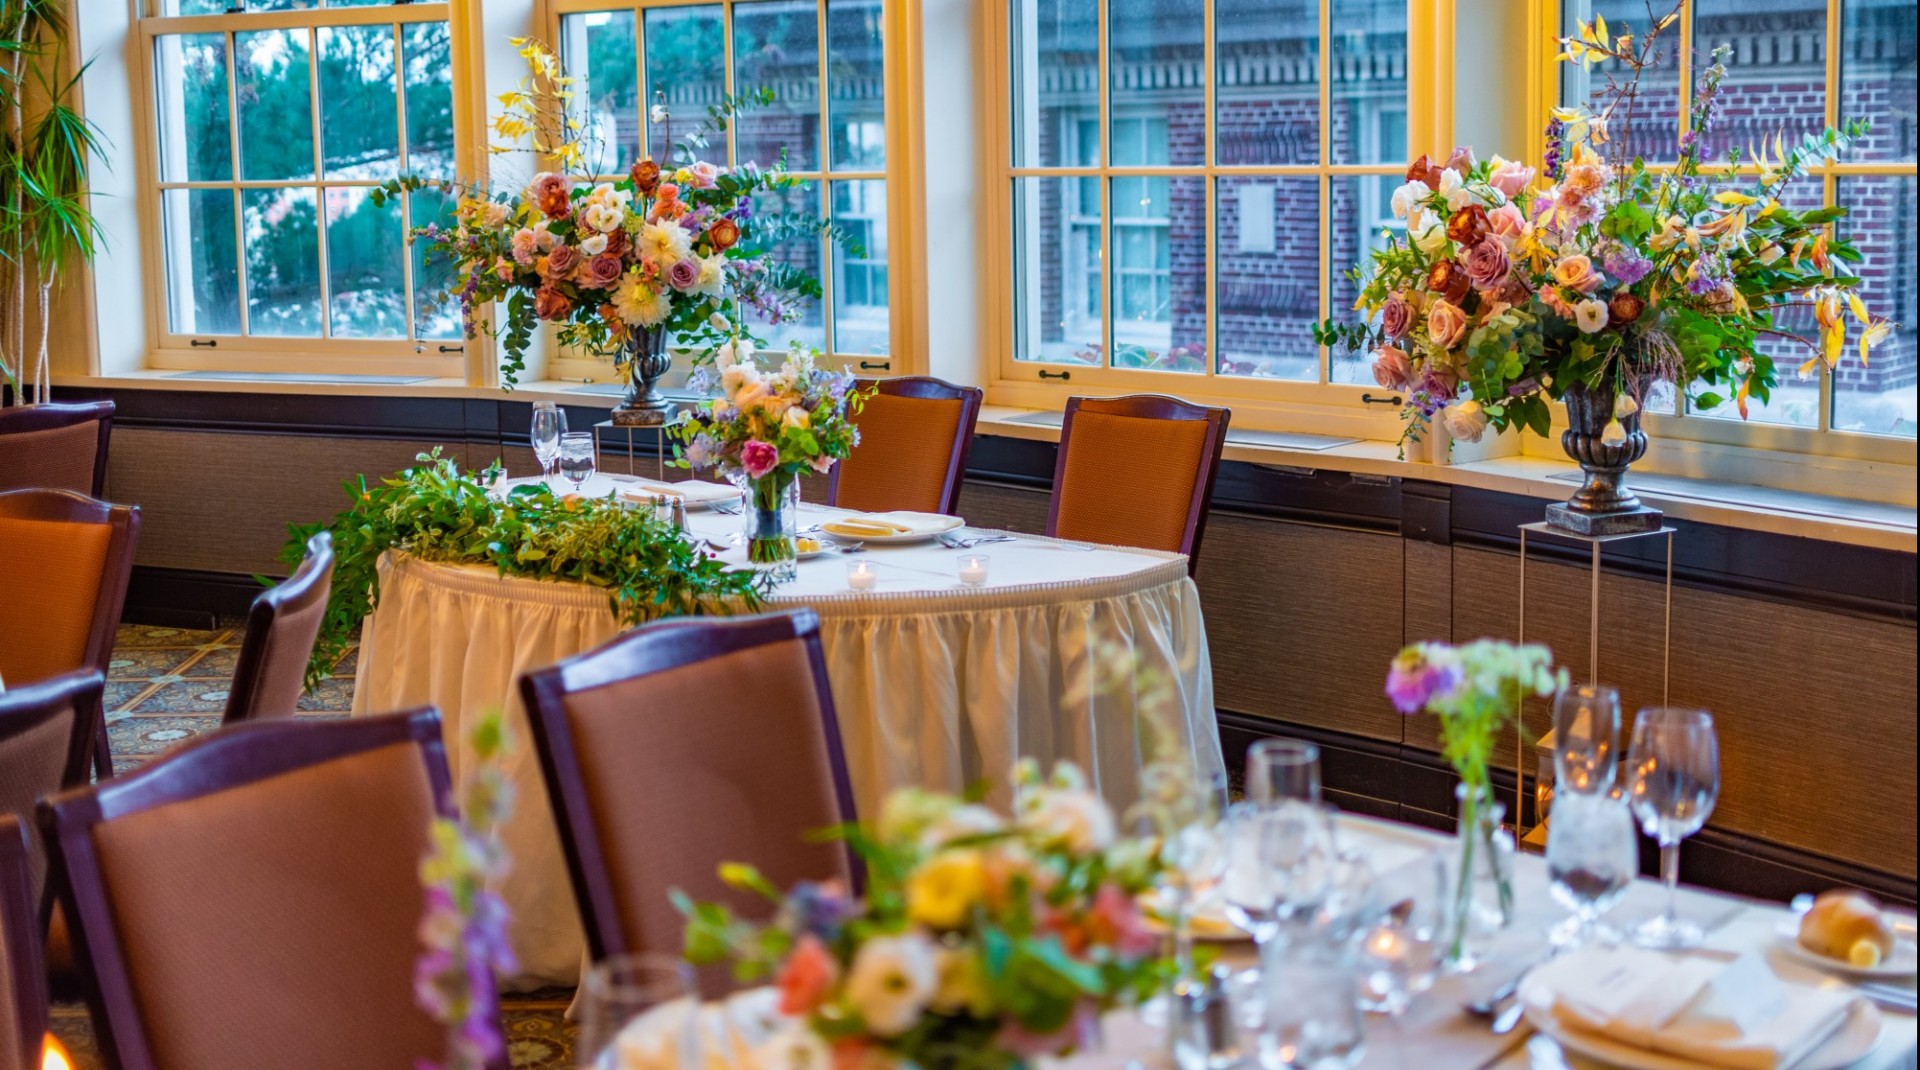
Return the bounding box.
[846,560,877,591]
[958,554,990,587]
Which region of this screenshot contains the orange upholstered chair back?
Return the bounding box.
[1047,395,1229,572]
[37,711,488,1070]
[521,611,858,971]
[0,817,48,1070]
[0,401,115,498]
[830,377,982,516]
[0,671,99,911]
[224,532,335,724]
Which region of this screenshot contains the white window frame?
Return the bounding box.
[133,2,470,379]
[545,0,919,383]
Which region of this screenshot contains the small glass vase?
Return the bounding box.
[1443,782,1515,972]
[744,472,800,582]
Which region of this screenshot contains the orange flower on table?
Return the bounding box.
[777,934,839,1016]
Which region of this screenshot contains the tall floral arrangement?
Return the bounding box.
[1318,4,1893,452]
[677,761,1169,1070]
[381,39,835,387]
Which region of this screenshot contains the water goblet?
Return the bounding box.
[558,431,597,493]
[1626,707,1719,949]
[1553,683,1622,798]
[1546,791,1637,948]
[1352,849,1445,1016]
[531,400,567,479]
[1246,738,1321,807]
[575,953,696,1070]
[1259,945,1365,1070]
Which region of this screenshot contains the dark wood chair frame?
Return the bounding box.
[0,400,116,498]
[519,609,861,964]
[0,816,48,1070]
[223,531,335,725]
[34,710,504,1070]
[828,376,985,517]
[1046,394,1231,576]
[0,669,104,923]
[0,490,139,779]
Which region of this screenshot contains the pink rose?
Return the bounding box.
[1372,345,1413,391]
[667,258,702,291]
[1426,299,1469,349]
[543,244,581,281]
[581,252,624,289]
[1444,145,1476,175]
[1464,239,1511,292]
[1418,363,1460,401]
[1380,292,1414,340]
[776,936,837,1016]
[1488,159,1536,198]
[1487,203,1527,245]
[531,172,572,219]
[1553,254,1604,295]
[687,161,719,189]
[741,439,779,479]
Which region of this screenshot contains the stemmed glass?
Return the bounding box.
[558,431,597,493]
[1553,684,1622,798]
[531,401,567,480]
[1626,707,1719,949]
[1246,739,1322,806]
[1546,792,1637,947]
[1259,944,1366,1070]
[1135,767,1228,1050]
[575,953,696,1069]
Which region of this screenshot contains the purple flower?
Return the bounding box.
[668,258,702,291]
[1542,117,1566,181]
[1385,646,1462,714]
[685,432,718,468]
[1602,247,1654,287]
[1686,260,1724,296]
[783,880,856,940]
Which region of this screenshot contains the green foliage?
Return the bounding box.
[282,449,769,687]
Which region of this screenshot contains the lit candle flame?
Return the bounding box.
[42,1035,73,1070]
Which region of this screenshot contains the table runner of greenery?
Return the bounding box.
[284,450,769,686]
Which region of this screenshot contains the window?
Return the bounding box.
[1001,0,1412,394]
[556,0,897,365]
[1561,0,1918,443]
[140,1,462,373]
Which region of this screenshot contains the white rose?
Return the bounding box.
[578,233,609,257]
[483,201,510,227]
[782,406,811,431]
[920,803,1004,850]
[1443,398,1490,443]
[1390,180,1432,220]
[750,1026,831,1070]
[844,933,938,1037]
[1019,788,1116,854]
[1411,218,1451,257]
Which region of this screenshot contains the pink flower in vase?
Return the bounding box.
[741,439,779,479]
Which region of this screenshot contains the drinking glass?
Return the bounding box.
[1222,803,1280,947]
[1137,768,1229,1036]
[558,431,597,493]
[1626,707,1719,949]
[1352,849,1445,1015]
[531,401,567,479]
[1259,945,1365,1070]
[1246,739,1321,807]
[575,953,696,1069]
[1553,684,1622,798]
[1546,792,1637,948]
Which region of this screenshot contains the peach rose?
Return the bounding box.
[533,287,573,321]
[1372,345,1413,390]
[1380,292,1414,340]
[1487,203,1527,244]
[543,244,581,281]
[1489,159,1536,198]
[1553,254,1604,294]
[707,217,741,252]
[1426,299,1469,349]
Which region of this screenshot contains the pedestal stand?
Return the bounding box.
[593,421,669,481]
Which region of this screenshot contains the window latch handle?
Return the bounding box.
[1039,369,1072,381]
[437,344,464,353]
[858,360,890,371]
[1360,392,1402,407]
[189,338,218,348]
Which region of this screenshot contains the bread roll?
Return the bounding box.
[1798,890,1895,966]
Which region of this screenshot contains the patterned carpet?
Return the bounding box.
[49,624,579,1069]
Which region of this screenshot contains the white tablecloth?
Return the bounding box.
[353,474,1221,987]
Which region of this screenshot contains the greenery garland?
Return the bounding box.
[283,450,770,687]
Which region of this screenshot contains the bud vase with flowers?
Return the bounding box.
[1318,3,1893,534]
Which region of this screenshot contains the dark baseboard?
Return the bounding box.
[1217,711,1918,909]
[124,566,265,628]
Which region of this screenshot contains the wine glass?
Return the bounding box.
[1352,849,1445,1016]
[1136,767,1228,1035]
[575,953,696,1069]
[1626,707,1719,949]
[1553,684,1621,798]
[558,431,597,493]
[1222,803,1280,948]
[531,401,567,479]
[1246,739,1321,807]
[1259,945,1365,1070]
[1546,791,1637,948]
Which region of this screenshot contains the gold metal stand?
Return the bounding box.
[593,420,669,481]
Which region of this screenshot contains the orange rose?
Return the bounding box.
[1426,299,1469,349]
[1446,204,1489,246]
[1406,154,1445,189]
[1426,259,1471,304]
[531,172,572,220]
[1553,253,1604,294]
[707,217,741,252]
[533,286,573,321]
[603,228,632,259]
[630,158,661,196]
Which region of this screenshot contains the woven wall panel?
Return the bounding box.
[957,481,1050,535]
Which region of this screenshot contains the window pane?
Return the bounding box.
[155,34,232,183]
[237,29,316,182]
[753,181,828,353]
[319,25,399,180]
[1110,0,1203,167]
[1692,0,1827,162]
[162,189,240,335]
[325,188,405,338]
[735,0,821,171]
[645,6,726,163]
[1329,174,1394,384]
[1690,179,1824,427]
[1010,0,1098,168]
[1561,0,1680,163]
[827,0,886,170]
[831,180,889,353]
[1833,174,1918,437]
[1014,176,1102,363]
[1330,0,1406,165]
[403,23,456,179]
[1112,176,1204,372]
[1216,175,1318,379]
[561,11,640,175]
[410,188,464,341]
[1215,0,1319,165]
[160,0,230,13]
[244,188,322,337]
[1841,0,1918,162]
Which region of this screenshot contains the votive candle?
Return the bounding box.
[846,560,877,591]
[958,554,990,587]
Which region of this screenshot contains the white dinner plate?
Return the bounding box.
[1520,951,1882,1070]
[1774,917,1919,980]
[821,514,965,544]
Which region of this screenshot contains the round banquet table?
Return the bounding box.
[352,473,1221,988]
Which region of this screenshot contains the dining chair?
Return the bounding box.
[222,531,335,724]
[0,401,115,499]
[37,709,498,1070]
[519,609,859,969]
[1048,394,1230,574]
[829,376,983,516]
[0,816,49,1070]
[0,491,138,779]
[0,671,100,935]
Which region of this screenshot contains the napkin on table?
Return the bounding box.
[616,478,740,507]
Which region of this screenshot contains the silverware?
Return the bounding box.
[711,501,743,515]
[834,542,865,554]
[1465,975,1525,1019]
[1855,982,1918,1013]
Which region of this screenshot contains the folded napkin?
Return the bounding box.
[1548,948,1858,1070]
[822,511,959,538]
[608,987,788,1070]
[616,478,740,507]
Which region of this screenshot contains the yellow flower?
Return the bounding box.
[905,850,985,930]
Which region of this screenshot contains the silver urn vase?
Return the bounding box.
[1545,381,1663,535]
[611,327,673,427]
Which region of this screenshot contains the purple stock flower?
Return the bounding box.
[783,880,856,939]
[1385,647,1463,715]
[1543,117,1566,181]
[1603,247,1654,287]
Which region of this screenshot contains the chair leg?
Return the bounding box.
[91,707,114,780]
